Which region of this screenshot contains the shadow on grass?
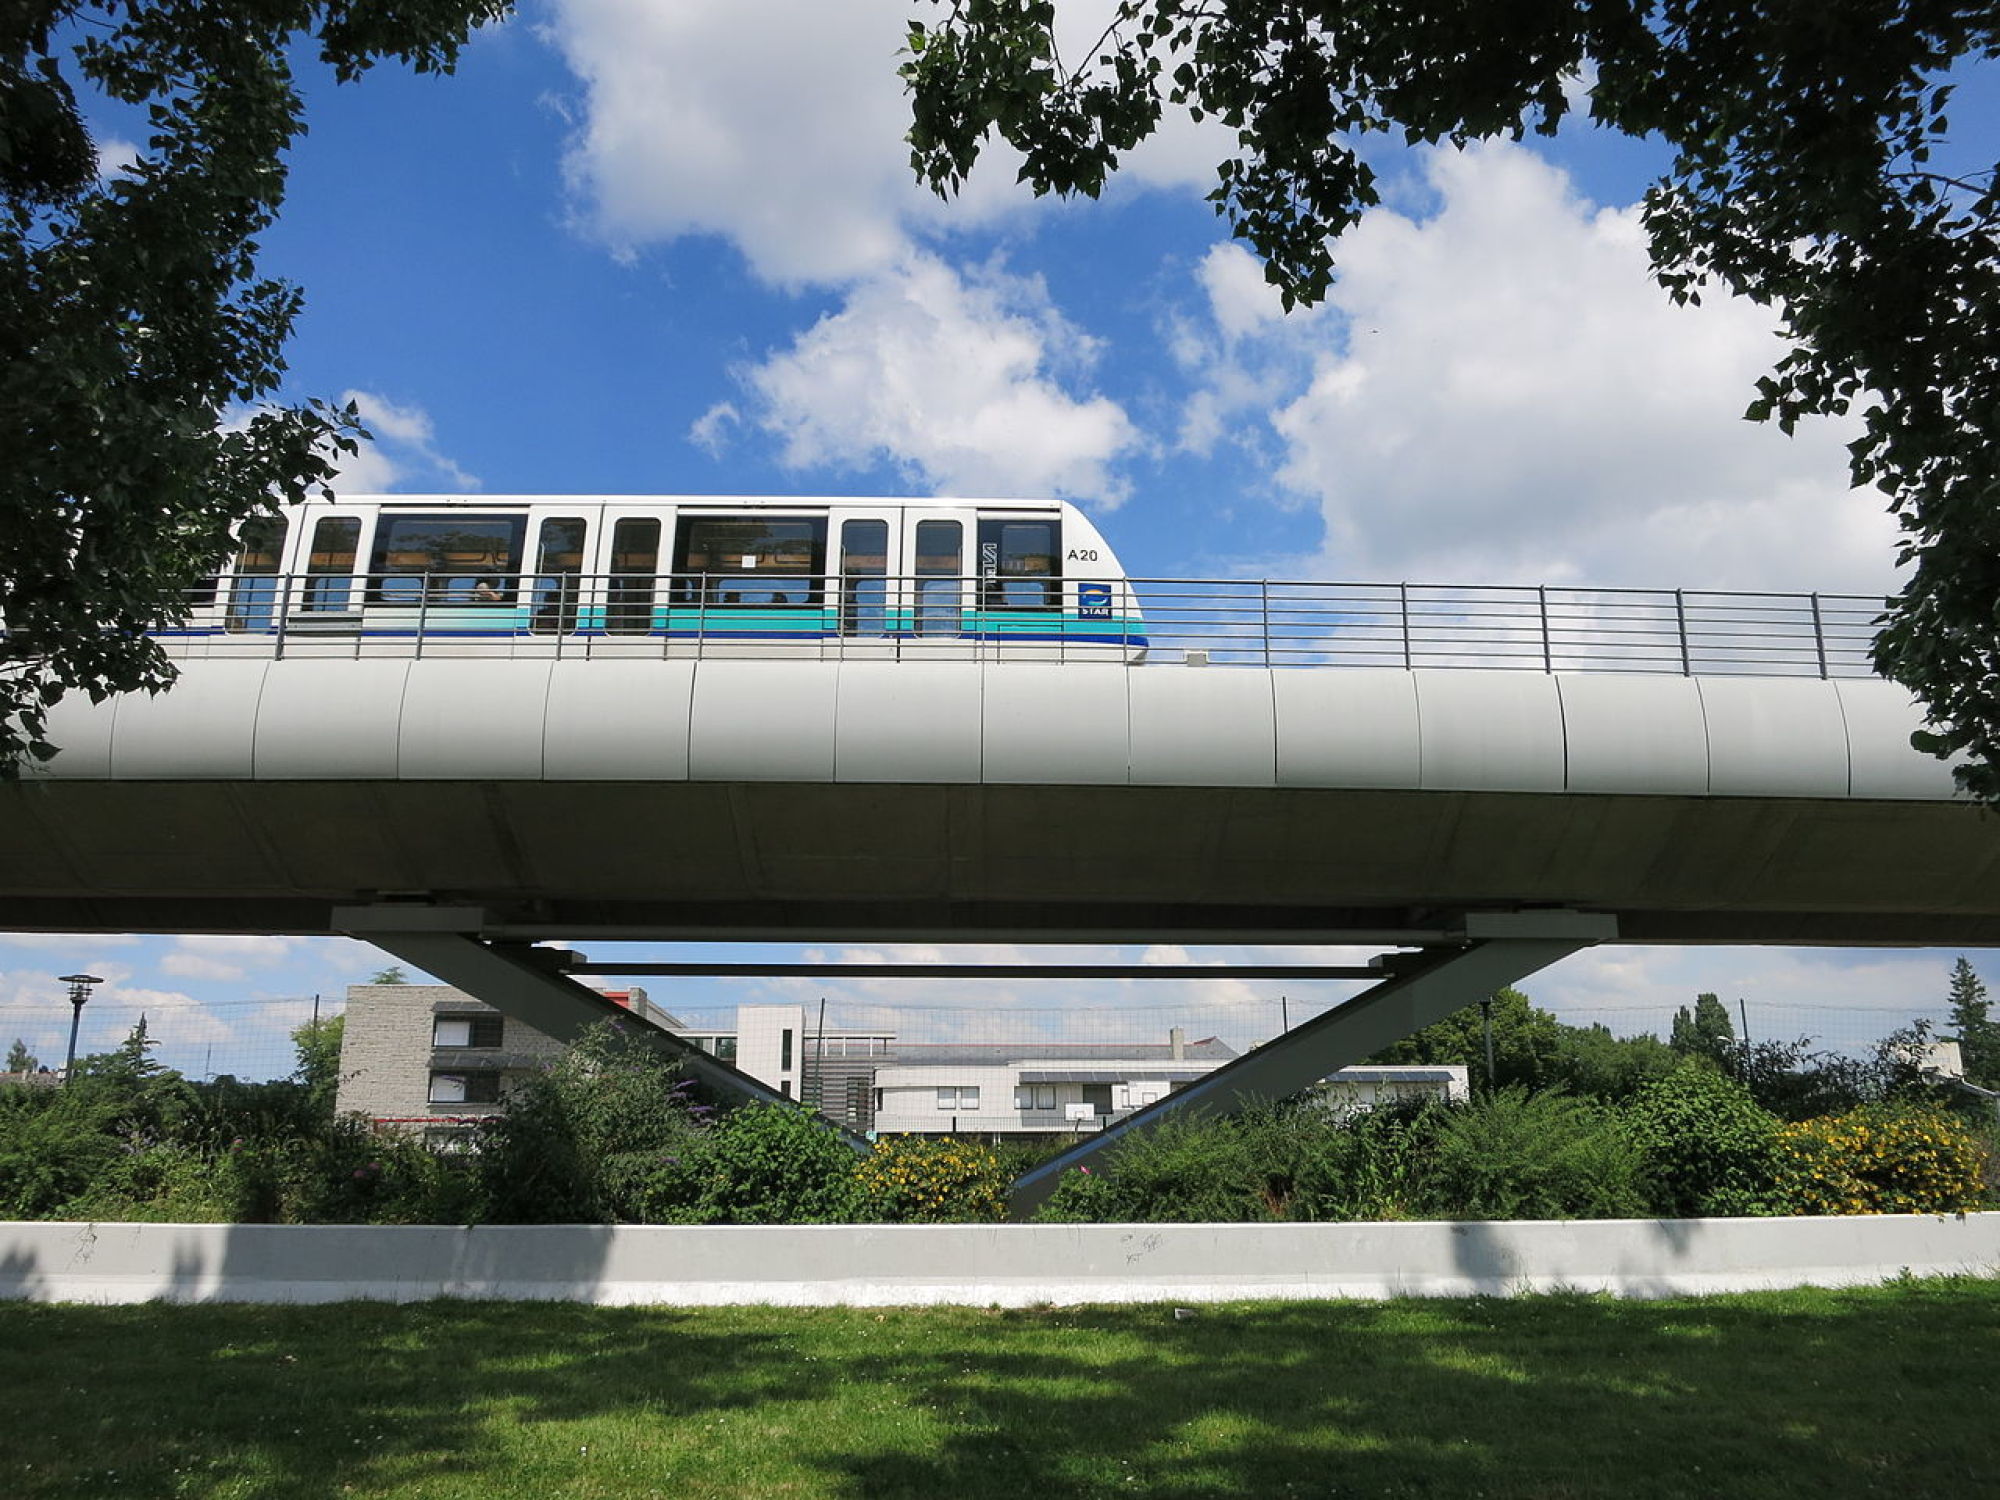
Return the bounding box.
[0,1279,1995,1498]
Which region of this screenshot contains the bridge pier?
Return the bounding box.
[1006,911,1616,1217]
[334,907,855,1136]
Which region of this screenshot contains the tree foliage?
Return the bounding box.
[905,1,2000,797]
[1945,955,1999,1088]
[1,0,508,770]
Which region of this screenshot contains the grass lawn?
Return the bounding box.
[1,1278,1995,1498]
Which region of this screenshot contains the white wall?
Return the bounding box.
[5,1215,1995,1307]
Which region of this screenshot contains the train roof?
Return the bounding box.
[291,493,1075,511]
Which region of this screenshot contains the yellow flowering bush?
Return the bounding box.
[1773,1103,1985,1216]
[854,1135,1009,1222]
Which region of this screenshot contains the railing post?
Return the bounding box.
[1810,592,1828,678]
[1538,585,1552,673]
[415,573,431,660]
[1400,582,1411,670]
[1260,579,1272,668]
[1675,589,1691,675]
[274,574,294,660]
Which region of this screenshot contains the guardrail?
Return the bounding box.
[161,574,1888,678]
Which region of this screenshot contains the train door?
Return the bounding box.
[833,507,898,660]
[522,508,591,654]
[277,510,371,657]
[902,510,969,657]
[223,512,291,643]
[593,506,666,656]
[974,510,1063,661]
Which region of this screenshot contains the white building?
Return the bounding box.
[870,1031,1238,1138]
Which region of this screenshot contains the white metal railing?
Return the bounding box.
[153,574,1887,678]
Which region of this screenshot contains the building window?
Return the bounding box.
[433,1015,503,1049]
[1014,1084,1057,1111]
[429,1071,501,1104]
[936,1086,980,1111]
[780,1029,794,1071]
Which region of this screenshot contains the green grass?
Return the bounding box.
[2,1279,1996,1498]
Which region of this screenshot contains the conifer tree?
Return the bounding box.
[1945,957,1999,1089]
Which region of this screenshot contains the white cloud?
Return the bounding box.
[1179,141,1897,592]
[0,932,140,953]
[710,254,1138,502]
[95,137,141,180]
[329,390,479,496]
[160,935,299,983]
[548,0,1217,287]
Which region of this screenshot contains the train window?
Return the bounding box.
[913,519,961,636]
[607,517,660,635]
[977,518,1060,609]
[303,516,361,613]
[671,515,826,607]
[840,518,888,635]
[365,513,527,604]
[530,517,587,634]
[226,513,289,632]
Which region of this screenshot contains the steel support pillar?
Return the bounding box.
[1007,912,1615,1217]
[340,909,865,1146]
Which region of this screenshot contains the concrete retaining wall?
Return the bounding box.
[4,1214,1996,1306]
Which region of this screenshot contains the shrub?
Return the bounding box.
[0,1085,123,1218]
[682,1102,861,1224]
[1032,1163,1121,1222]
[1423,1088,1648,1220]
[1625,1064,1778,1216]
[1291,1095,1453,1222]
[854,1136,1008,1222]
[476,1022,705,1223]
[1773,1102,1987,1216]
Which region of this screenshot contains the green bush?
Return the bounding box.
[0,1085,126,1218]
[680,1103,861,1224]
[476,1022,706,1223]
[1625,1064,1779,1216]
[854,1136,1009,1222]
[1423,1088,1648,1220]
[1291,1095,1453,1221]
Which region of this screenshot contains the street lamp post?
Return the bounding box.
[58,973,103,1079]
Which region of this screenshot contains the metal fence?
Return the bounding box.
[155,575,1889,678]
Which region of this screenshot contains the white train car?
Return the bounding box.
[173,494,1147,660]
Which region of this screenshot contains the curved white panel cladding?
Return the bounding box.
[398,661,554,780]
[1413,671,1566,792]
[108,661,270,779]
[1699,676,1850,797]
[1129,670,1276,787]
[544,660,694,780]
[689,661,838,782]
[1558,674,1709,795]
[983,665,1129,784]
[1271,670,1421,789]
[254,660,411,779]
[24,652,1970,810]
[1837,679,1962,801]
[835,663,982,783]
[32,685,120,780]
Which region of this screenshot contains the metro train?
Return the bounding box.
[179,494,1148,657]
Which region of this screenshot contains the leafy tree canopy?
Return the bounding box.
[1,0,508,770]
[905,1,2000,797]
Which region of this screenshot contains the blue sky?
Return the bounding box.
[3,2,1992,1078]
